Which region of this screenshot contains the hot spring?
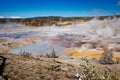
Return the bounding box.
[0,17,120,57]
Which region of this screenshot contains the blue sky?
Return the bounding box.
[0,0,120,18]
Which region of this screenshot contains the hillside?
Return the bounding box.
[0,53,120,80]
[0,15,120,27]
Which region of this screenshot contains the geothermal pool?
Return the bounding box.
[0,18,120,57]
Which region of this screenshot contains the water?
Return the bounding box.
[1,17,120,55]
[0,31,38,39]
[10,40,66,55]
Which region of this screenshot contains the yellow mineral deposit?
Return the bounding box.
[63,48,120,59]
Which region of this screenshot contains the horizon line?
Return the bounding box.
[0,14,120,19]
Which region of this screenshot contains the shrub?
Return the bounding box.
[99,49,114,64]
[45,49,58,58]
[19,51,32,58]
[50,49,58,58]
[77,57,119,80]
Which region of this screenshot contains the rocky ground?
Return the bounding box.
[0,53,120,80]
[0,53,80,80]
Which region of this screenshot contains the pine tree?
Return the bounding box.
[50,49,58,58]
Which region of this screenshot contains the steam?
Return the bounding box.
[92,9,103,17]
[117,0,120,6]
[67,18,118,39]
[0,17,120,55]
[0,23,22,29]
[10,40,65,55]
[1,17,119,39]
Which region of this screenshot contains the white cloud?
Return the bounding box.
[117,0,120,6]
[9,16,22,18]
[0,16,5,18]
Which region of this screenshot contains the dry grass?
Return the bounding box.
[0,53,120,80]
[0,53,79,80]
